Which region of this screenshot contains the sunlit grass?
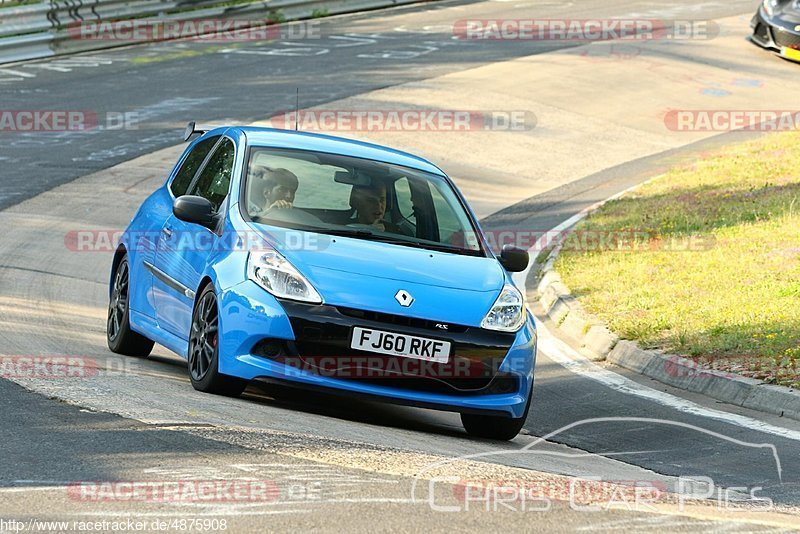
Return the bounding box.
[555,131,800,387]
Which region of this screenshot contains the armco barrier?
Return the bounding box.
[0,0,432,64]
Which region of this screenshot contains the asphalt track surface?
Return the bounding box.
[0,0,759,210]
[2,0,800,531]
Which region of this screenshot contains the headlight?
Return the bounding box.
[481,284,527,332]
[247,250,322,304]
[762,0,777,17]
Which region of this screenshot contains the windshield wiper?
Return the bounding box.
[351,233,480,256]
[320,228,377,238]
[322,229,428,247]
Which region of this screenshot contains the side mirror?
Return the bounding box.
[173,195,214,226]
[499,244,529,273]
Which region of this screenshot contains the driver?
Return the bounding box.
[250,167,299,215]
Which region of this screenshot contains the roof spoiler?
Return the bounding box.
[183,121,207,142]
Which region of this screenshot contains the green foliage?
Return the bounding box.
[556,131,800,387]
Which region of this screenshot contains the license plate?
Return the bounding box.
[781,47,800,61]
[350,327,450,363]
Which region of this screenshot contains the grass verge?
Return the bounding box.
[555,131,800,388]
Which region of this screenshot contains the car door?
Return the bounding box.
[152,136,236,339]
[135,134,220,319]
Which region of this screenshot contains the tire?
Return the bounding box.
[107,255,154,357]
[188,285,248,397]
[461,388,532,441]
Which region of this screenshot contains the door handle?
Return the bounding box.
[162,227,173,238]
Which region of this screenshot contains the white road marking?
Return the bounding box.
[0,68,36,78]
[577,517,722,531]
[328,35,378,46]
[0,58,116,84]
[537,320,800,442]
[222,47,330,57]
[0,487,66,492]
[358,44,439,60]
[621,2,730,19]
[511,181,638,288]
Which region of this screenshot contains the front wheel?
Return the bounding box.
[188,285,248,397]
[461,389,532,441]
[107,255,154,357]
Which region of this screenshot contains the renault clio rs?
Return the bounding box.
[107,123,537,440]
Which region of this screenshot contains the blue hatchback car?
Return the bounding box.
[107,124,537,440]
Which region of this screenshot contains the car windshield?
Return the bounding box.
[243,147,484,256]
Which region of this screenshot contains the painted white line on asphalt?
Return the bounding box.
[0,68,36,78]
[510,178,647,289]
[0,486,67,493]
[536,320,800,442]
[512,207,589,285]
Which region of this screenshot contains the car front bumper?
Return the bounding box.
[751,9,800,61]
[216,280,537,418]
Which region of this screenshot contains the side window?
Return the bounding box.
[190,138,235,212]
[170,136,220,197]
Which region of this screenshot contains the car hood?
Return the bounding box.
[248,223,508,326]
[773,1,800,24]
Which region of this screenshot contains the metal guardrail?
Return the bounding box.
[0,0,430,64]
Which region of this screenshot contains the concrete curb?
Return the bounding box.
[534,244,800,422]
[535,247,619,362]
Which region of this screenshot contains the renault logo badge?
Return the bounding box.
[395,290,414,307]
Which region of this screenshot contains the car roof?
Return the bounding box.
[216,126,446,177]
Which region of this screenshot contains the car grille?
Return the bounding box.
[285,340,519,395]
[273,301,519,394]
[337,306,468,333]
[772,27,800,48]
